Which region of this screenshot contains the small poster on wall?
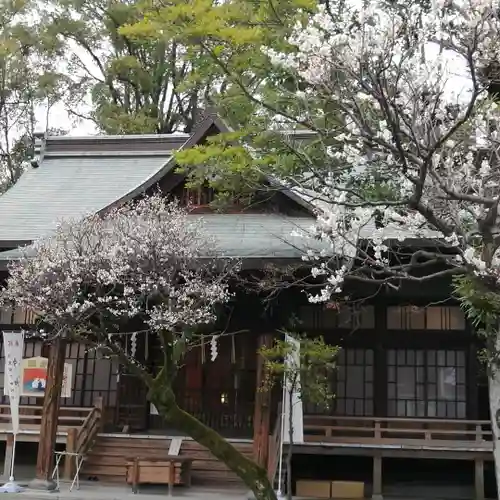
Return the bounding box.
[3,356,73,398]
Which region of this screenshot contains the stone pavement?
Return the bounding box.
[0,482,249,500]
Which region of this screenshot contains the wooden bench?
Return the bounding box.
[126,456,193,494]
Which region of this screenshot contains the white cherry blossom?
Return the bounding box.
[0,195,233,366]
[261,0,500,298]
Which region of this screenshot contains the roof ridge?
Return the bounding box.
[44,151,173,158]
[46,133,190,142]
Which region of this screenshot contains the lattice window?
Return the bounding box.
[335,348,374,416]
[299,304,375,330]
[0,340,118,409]
[305,348,374,416]
[387,349,466,418]
[387,306,466,330]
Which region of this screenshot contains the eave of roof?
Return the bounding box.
[0,214,325,270]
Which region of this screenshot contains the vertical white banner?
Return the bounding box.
[282,333,304,444]
[3,331,24,435]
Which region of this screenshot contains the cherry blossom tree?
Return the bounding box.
[0,195,276,500]
[150,0,500,491]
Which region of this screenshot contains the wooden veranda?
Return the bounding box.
[267,414,493,500]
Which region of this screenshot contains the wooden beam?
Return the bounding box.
[31,337,66,489]
[253,334,273,468]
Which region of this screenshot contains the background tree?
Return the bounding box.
[41,0,203,134]
[132,0,500,493]
[0,194,277,500]
[260,334,337,500]
[0,0,62,193]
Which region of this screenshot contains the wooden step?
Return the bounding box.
[96,437,171,447]
[88,448,174,459]
[82,436,253,487]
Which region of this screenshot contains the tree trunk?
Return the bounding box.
[32,337,66,489]
[253,334,273,468]
[150,386,277,500]
[488,342,500,500]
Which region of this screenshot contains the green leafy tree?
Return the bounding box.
[120,0,342,205]
[119,0,317,130]
[260,334,338,500]
[0,0,62,193]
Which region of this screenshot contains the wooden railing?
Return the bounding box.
[0,404,91,428]
[75,397,103,455]
[0,402,98,479]
[303,415,493,448]
[267,403,282,485]
[65,397,104,479]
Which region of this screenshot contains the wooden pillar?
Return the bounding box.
[374,303,387,418]
[252,334,273,468]
[474,459,485,500]
[31,337,66,489]
[467,342,479,420]
[63,427,77,480]
[372,455,383,500]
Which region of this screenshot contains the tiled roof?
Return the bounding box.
[0,117,319,245]
[0,151,173,243]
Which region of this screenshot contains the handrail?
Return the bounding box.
[267,402,282,486]
[75,397,103,456]
[60,398,103,480]
[303,415,493,445]
[0,404,91,426]
[304,415,491,425]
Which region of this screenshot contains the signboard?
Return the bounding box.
[3,356,73,398]
[2,331,24,435]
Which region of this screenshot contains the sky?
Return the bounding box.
[34,38,99,137]
[35,101,97,137]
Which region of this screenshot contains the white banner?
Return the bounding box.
[282,333,304,444]
[2,331,24,435]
